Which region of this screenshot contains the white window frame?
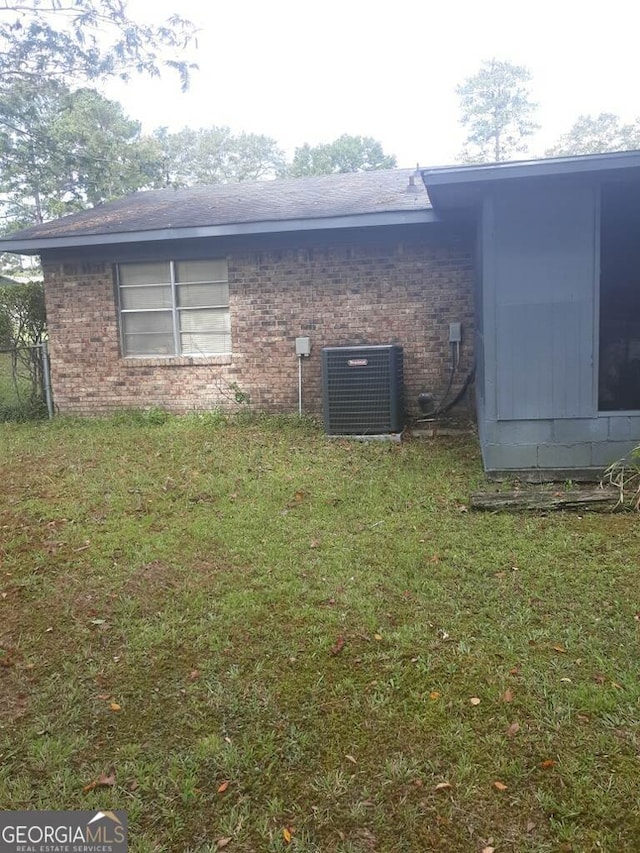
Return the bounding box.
[116,259,230,358]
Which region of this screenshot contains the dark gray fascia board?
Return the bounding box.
[0,209,438,255]
[422,150,640,189]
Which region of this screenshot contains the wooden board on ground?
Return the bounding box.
[469,488,621,512]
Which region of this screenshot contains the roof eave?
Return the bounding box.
[421,151,640,213]
[0,208,437,255]
[422,150,640,189]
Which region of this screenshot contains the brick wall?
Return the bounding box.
[42,226,474,419]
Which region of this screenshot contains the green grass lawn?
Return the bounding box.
[1,413,639,852]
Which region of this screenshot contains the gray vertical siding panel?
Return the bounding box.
[491,185,596,421]
[495,301,593,419]
[473,219,485,411]
[480,197,498,422]
[496,303,553,419]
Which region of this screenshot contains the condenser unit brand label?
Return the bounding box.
[347,359,368,367]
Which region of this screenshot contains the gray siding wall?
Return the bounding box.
[489,185,597,420]
[478,182,640,472]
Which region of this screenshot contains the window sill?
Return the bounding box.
[122,354,233,367]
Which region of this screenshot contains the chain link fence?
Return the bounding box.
[0,342,53,421]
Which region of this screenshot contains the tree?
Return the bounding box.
[0,81,156,229]
[147,126,286,188]
[546,113,640,157]
[0,0,196,92]
[287,135,397,177]
[51,87,158,207]
[0,1,197,234]
[0,79,67,228]
[456,59,539,163]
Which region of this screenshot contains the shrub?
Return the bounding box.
[0,281,47,416]
[601,445,640,510]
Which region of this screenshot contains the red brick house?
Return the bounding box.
[5,152,639,476]
[0,169,474,420]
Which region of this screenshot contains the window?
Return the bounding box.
[117,259,230,357]
[599,182,640,410]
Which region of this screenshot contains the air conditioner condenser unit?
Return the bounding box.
[322,344,404,435]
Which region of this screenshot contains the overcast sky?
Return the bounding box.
[104,0,640,168]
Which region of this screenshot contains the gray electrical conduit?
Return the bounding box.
[416,361,476,422]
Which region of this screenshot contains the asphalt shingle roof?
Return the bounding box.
[6,168,431,243]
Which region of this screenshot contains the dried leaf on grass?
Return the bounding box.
[434,781,451,791]
[330,636,345,655]
[283,827,292,843]
[216,839,232,850]
[540,759,557,769]
[217,780,230,793]
[470,696,481,706]
[502,688,514,702]
[506,721,520,737]
[493,780,508,791]
[82,771,115,793]
[108,702,121,712]
[285,490,305,508]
